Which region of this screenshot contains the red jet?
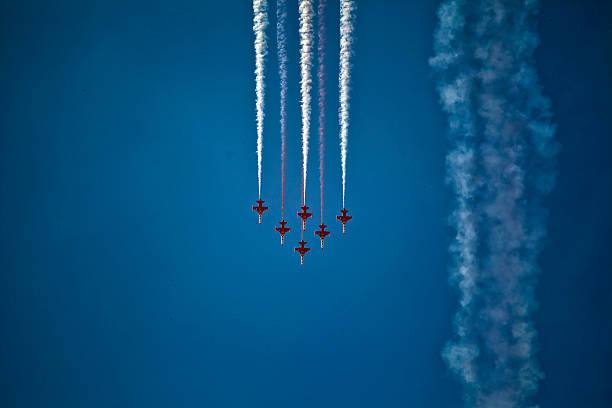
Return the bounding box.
[294,240,310,266]
[252,199,268,224]
[337,208,352,234]
[314,224,330,249]
[297,205,313,231]
[275,220,291,246]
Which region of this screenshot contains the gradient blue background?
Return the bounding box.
[1,1,610,407]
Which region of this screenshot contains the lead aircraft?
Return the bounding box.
[294,240,310,266]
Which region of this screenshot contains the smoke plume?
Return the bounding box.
[299,0,314,205]
[317,0,327,221]
[277,0,288,217]
[431,1,559,406]
[253,0,269,198]
[338,0,355,208]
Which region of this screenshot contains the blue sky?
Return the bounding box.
[0,1,610,407]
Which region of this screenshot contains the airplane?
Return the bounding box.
[297,205,313,231]
[252,199,268,224]
[337,208,352,234]
[275,220,291,246]
[314,224,330,249]
[294,240,310,266]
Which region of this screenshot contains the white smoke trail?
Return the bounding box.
[338,0,355,208]
[298,0,314,205]
[431,1,559,407]
[253,0,269,198]
[277,0,288,217]
[317,0,327,223]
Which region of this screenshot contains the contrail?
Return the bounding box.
[277,0,287,218]
[299,0,314,205]
[338,0,355,208]
[431,1,559,407]
[253,0,269,198]
[317,0,327,222]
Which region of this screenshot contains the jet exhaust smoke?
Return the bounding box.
[338,0,355,208]
[277,0,288,218]
[431,1,559,406]
[299,0,314,205]
[317,0,327,222]
[253,0,269,198]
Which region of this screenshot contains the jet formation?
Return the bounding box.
[252,200,352,265]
